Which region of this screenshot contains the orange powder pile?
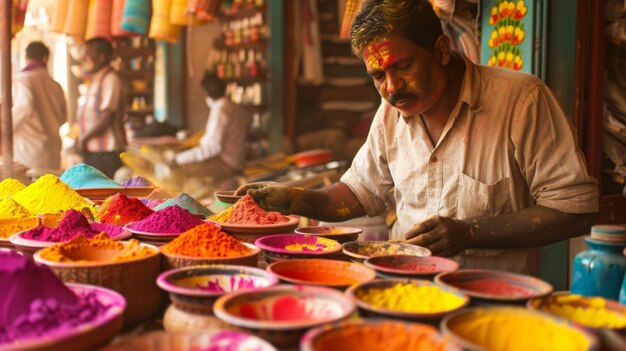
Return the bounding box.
[38,233,155,263]
[227,194,288,225]
[0,218,39,238]
[161,223,251,258]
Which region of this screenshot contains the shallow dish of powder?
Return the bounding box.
[76,186,156,201]
[217,215,300,234]
[9,229,132,256]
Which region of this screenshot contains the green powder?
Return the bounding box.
[154,193,213,217]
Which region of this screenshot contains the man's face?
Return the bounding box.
[361,34,447,116]
[81,45,104,74]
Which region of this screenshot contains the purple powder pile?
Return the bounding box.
[21,209,99,242]
[128,205,204,234]
[143,199,165,209]
[121,176,153,187]
[0,251,111,345]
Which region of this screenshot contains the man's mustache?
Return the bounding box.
[388,92,415,106]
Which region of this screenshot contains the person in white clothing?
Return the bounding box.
[12,41,66,170]
[173,72,253,186]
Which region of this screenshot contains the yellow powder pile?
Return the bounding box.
[356,283,466,314]
[12,174,95,216]
[533,294,626,329]
[0,218,39,238]
[38,233,155,263]
[208,206,234,223]
[0,178,26,199]
[0,198,32,219]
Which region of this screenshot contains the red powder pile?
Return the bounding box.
[96,193,154,225]
[456,279,537,297]
[128,205,204,234]
[228,194,288,225]
[21,209,99,242]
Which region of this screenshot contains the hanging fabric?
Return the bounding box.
[51,0,69,33]
[149,0,182,42]
[301,0,323,84]
[64,0,90,39]
[111,0,132,37]
[11,0,29,36]
[339,0,363,39]
[86,0,113,40]
[170,0,206,26]
[190,0,223,21]
[121,0,152,34]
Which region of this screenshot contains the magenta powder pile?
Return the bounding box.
[21,209,100,242]
[0,251,111,345]
[127,205,204,234]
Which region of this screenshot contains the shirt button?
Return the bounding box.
[430,156,438,163]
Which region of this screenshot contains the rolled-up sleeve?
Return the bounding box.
[511,85,599,214]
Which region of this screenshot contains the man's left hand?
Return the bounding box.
[404,215,472,257]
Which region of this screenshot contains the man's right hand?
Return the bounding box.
[235,183,307,215]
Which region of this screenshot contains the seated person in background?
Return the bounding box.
[171,72,254,187]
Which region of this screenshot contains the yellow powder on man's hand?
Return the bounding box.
[38,233,156,263]
[0,198,32,219]
[0,217,39,238]
[0,178,25,199]
[12,174,95,216]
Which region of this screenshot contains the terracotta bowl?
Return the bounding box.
[255,234,341,264]
[160,242,261,270]
[100,330,276,351]
[3,283,125,351]
[342,240,431,263]
[267,258,376,290]
[364,255,459,280]
[293,149,333,168]
[157,265,279,315]
[435,269,553,303]
[294,226,363,243]
[441,307,599,351]
[33,243,161,328]
[528,292,626,331]
[346,278,469,323]
[301,319,461,351]
[213,285,355,350]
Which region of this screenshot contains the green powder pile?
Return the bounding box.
[154,193,213,217]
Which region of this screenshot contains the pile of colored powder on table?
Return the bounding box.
[90,222,126,238]
[161,223,251,257]
[96,193,154,225]
[0,218,39,239]
[227,194,288,225]
[144,199,164,209]
[127,205,204,234]
[312,322,448,351]
[533,294,626,329]
[154,192,213,217]
[121,176,152,187]
[21,209,99,242]
[0,250,114,345]
[59,163,121,189]
[12,174,95,216]
[38,233,155,263]
[274,236,338,252]
[0,198,32,219]
[356,283,466,313]
[208,206,234,223]
[0,178,25,199]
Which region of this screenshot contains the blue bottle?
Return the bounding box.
[620,267,626,305]
[571,225,626,300]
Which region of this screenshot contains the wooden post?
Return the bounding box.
[0,0,13,178]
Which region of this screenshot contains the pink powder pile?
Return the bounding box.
[0,251,112,345]
[228,194,289,225]
[127,205,204,234]
[21,210,99,242]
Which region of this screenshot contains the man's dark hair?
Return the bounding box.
[201,72,226,99]
[25,41,49,61]
[350,0,443,55]
[85,37,114,63]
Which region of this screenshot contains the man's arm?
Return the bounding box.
[237,182,367,222]
[405,206,595,257]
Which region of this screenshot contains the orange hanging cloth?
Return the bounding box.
[85,0,113,40]
[51,0,69,33]
[64,0,90,40]
[111,0,132,37]
[12,0,29,36]
[340,0,363,39]
[149,0,182,43]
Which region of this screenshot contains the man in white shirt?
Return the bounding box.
[236,0,599,274]
[12,41,66,170]
[173,72,253,185]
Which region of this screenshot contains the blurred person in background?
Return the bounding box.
[12,41,66,171]
[76,37,127,178]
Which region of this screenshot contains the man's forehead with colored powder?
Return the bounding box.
[363,40,396,72]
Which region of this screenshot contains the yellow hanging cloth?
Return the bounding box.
[51,0,69,33]
[64,0,90,39]
[149,0,182,43]
[170,0,206,26]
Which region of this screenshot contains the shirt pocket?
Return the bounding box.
[456,173,512,220]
